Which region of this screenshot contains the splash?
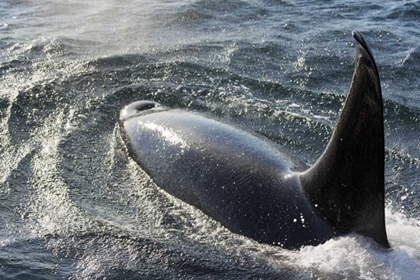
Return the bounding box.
[281,209,420,279]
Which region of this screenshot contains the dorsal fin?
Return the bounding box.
[301,31,389,247]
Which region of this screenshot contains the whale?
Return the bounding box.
[119,31,389,250]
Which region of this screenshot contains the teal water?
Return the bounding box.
[1,1,420,279]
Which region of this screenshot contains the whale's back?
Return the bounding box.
[119,31,389,249]
[120,108,334,248]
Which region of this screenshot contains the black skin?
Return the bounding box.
[119,31,389,250]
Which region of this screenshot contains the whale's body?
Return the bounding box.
[121,109,334,248]
[119,31,389,249]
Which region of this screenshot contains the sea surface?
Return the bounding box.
[1,0,420,279]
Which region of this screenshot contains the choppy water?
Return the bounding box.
[1,0,420,279]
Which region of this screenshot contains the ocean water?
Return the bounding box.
[1,0,420,279]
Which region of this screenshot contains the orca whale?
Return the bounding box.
[119,31,389,250]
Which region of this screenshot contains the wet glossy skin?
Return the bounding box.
[119,31,389,249]
[121,108,335,248]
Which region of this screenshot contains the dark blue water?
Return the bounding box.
[1,0,420,279]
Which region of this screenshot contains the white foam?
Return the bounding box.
[386,210,420,261]
[281,209,420,279]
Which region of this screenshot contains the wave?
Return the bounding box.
[1,7,420,276]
